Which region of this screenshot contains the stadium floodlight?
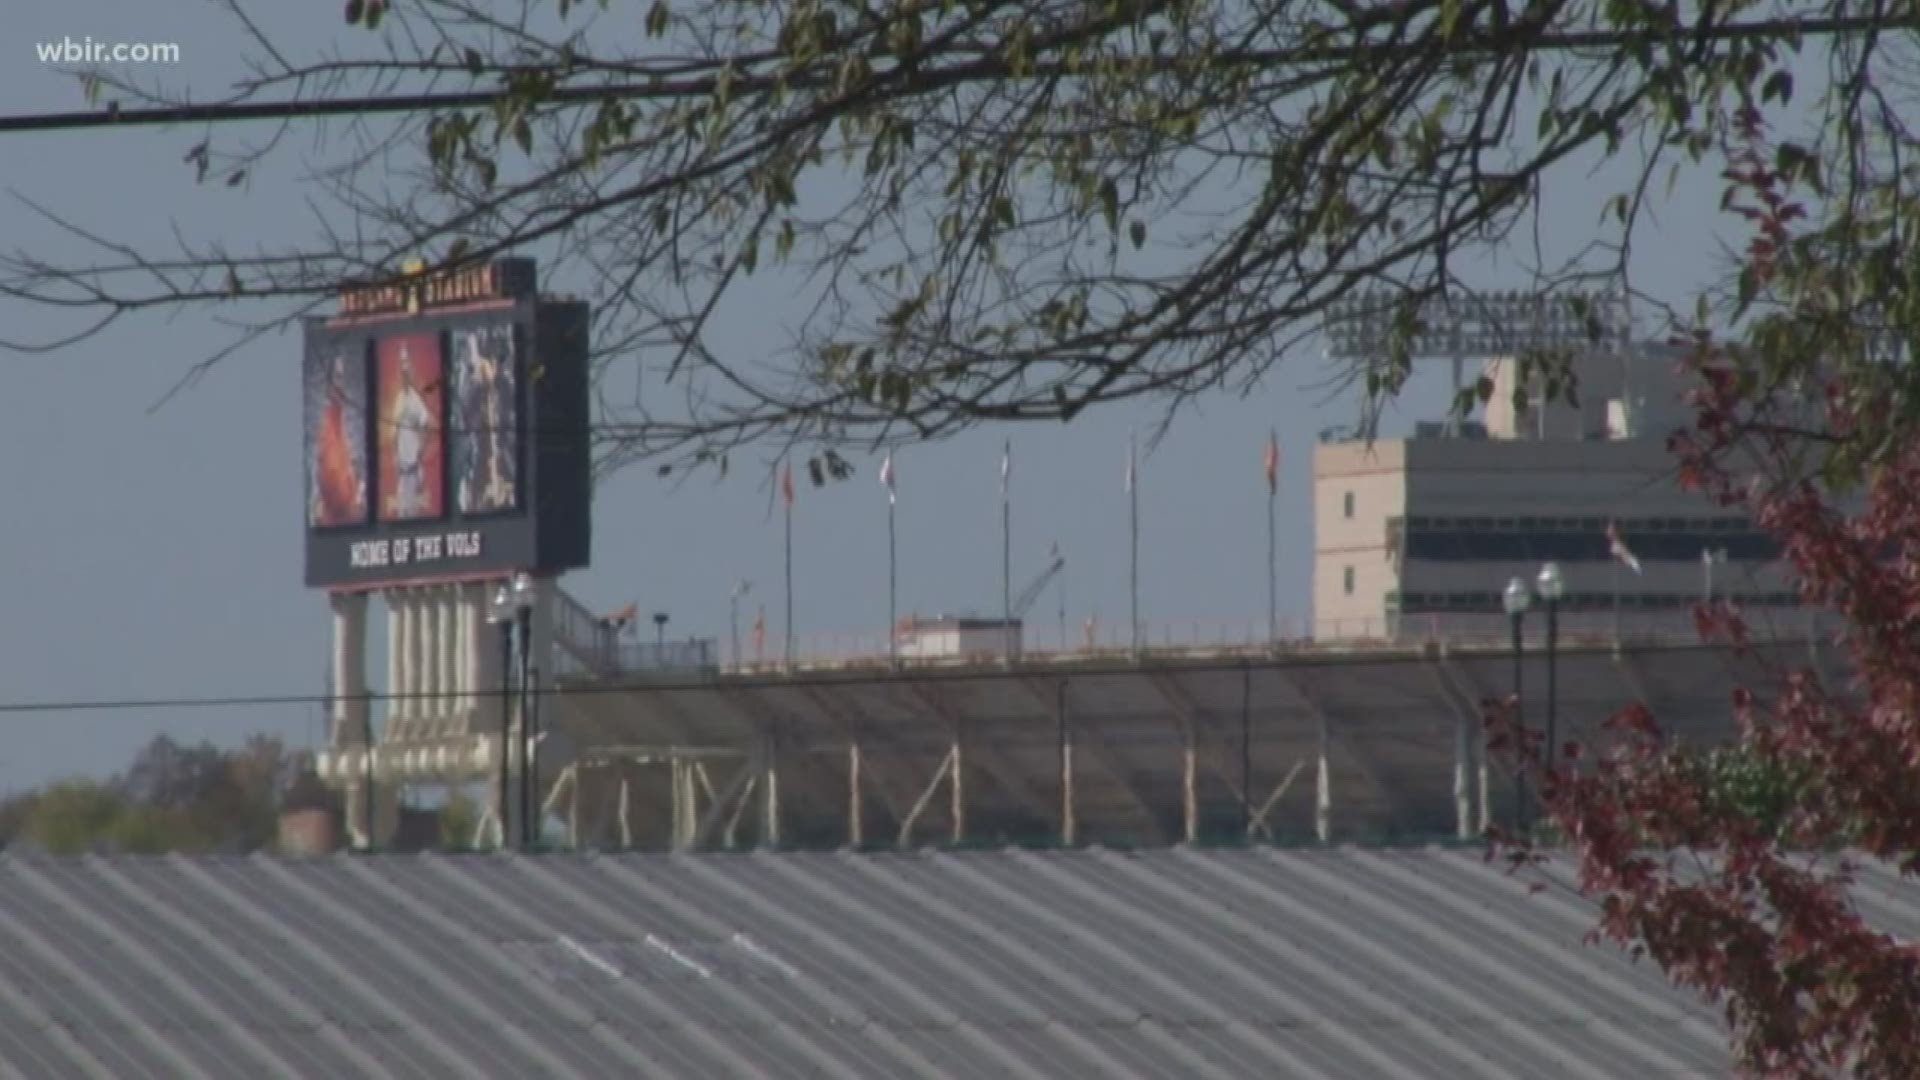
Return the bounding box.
[1323,290,1630,437]
[1536,561,1565,602]
[1502,577,1532,616]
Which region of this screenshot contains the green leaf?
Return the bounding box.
[1762,69,1793,104]
[1098,178,1119,231]
[1129,219,1146,250]
[513,116,532,155]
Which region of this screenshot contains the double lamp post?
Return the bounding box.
[488,572,538,850]
[1502,561,1564,832]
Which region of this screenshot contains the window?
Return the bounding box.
[1343,491,1355,519]
[1343,566,1355,595]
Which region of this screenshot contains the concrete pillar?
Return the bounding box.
[848,742,863,848]
[329,591,369,746]
[394,591,416,723]
[473,586,502,735]
[950,727,966,844]
[344,778,400,850]
[1315,712,1332,843]
[1454,711,1473,840]
[414,588,437,724]
[385,591,403,731]
[1182,735,1198,844]
[455,584,474,718]
[335,590,396,849]
[437,587,458,722]
[763,733,781,849]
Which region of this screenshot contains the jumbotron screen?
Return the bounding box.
[301,258,590,590]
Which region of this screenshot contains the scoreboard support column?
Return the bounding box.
[331,590,398,848]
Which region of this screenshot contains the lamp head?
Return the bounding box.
[1537,561,1565,601]
[1502,577,1532,616]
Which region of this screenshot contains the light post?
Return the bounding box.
[653,611,669,649]
[1502,577,1531,830]
[729,580,751,668]
[488,572,535,850]
[516,578,536,849]
[1536,561,1565,782]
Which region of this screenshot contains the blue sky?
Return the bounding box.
[0,1,1747,788]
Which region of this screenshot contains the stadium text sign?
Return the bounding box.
[338,259,535,318]
[348,530,485,570]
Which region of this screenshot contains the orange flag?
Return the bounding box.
[781,460,795,508]
[601,602,638,634]
[1263,430,1280,494]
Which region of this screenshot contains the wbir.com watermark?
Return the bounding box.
[36,37,181,65]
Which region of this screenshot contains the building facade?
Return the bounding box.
[1312,345,1804,641]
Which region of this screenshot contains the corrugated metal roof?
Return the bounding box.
[0,845,1888,1078]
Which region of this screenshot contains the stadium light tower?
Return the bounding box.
[1322,290,1631,437]
[489,572,535,850]
[1536,561,1565,781]
[1502,576,1531,830]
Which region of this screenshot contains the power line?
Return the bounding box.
[0,15,1895,136]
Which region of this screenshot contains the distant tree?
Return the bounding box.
[0,791,39,848]
[5,736,309,854]
[115,733,300,851]
[440,790,481,851]
[22,781,130,855]
[1496,111,1920,1077]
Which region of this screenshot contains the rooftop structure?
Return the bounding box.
[8,846,1907,1077]
[1313,343,1802,641]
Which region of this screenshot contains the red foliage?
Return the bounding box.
[1490,109,1920,1076]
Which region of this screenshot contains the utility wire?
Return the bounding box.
[0,13,1899,136]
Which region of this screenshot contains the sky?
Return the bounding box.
[0,1,1750,789]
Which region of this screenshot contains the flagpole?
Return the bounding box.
[887,456,898,666]
[1612,558,1620,641]
[784,469,795,667]
[1129,433,1140,656]
[1268,484,1277,642]
[1058,556,1067,652]
[1002,440,1013,661]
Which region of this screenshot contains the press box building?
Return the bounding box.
[1312,343,1804,641]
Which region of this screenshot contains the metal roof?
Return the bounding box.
[2,845,1904,1078]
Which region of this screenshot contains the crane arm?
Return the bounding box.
[1011,553,1065,619]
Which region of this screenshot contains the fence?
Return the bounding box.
[655,607,1845,674]
[552,638,721,679]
